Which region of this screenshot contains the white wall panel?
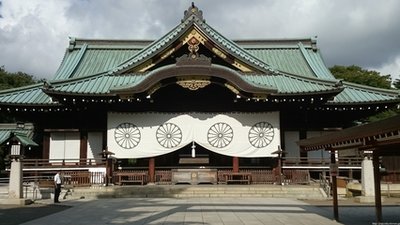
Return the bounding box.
[49,132,80,163]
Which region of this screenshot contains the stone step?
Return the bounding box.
[58,185,327,200]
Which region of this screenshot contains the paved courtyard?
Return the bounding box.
[1,197,398,225]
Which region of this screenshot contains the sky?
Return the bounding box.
[0,0,400,82]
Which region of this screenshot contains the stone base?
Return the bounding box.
[354,196,385,203]
[0,198,33,206]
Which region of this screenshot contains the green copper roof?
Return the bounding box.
[46,72,148,95]
[54,41,143,80]
[0,4,398,108]
[0,84,55,106]
[0,124,36,146]
[56,38,328,81]
[329,82,400,104]
[243,73,340,95]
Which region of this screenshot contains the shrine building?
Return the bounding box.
[1,4,399,185]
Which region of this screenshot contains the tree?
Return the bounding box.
[0,66,37,90]
[394,79,400,89]
[0,66,38,176]
[329,65,392,89]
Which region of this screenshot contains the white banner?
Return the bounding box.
[107,112,280,158]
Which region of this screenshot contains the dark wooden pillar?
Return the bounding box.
[42,132,50,160]
[330,149,339,221]
[372,151,383,222]
[149,158,155,183]
[233,157,239,172]
[80,131,88,165]
[299,131,308,160]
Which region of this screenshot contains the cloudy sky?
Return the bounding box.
[1,0,400,82]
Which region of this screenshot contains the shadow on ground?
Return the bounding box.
[0,203,71,225]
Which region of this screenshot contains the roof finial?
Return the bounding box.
[182,2,204,22]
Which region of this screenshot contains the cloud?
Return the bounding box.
[370,55,400,81]
[0,0,399,82]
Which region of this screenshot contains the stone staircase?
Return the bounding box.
[60,184,327,200]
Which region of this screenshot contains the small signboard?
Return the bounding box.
[330,164,339,176]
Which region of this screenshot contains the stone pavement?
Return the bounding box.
[7,197,397,225]
[1,197,399,225]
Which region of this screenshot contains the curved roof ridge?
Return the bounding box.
[107,6,279,75]
[110,63,277,94]
[108,21,190,75]
[193,21,276,73]
[234,38,316,48]
[48,71,109,86]
[54,43,88,80]
[247,70,341,86]
[70,37,153,46]
[298,42,335,80]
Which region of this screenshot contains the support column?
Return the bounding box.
[330,149,339,221]
[361,155,375,197]
[42,133,50,160]
[232,157,239,172]
[9,159,23,199]
[80,131,88,165]
[5,157,30,205]
[149,158,155,183]
[372,152,382,223]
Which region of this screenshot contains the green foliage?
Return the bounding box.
[329,65,392,89]
[0,66,37,90]
[394,79,400,89]
[0,66,39,173]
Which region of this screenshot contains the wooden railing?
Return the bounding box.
[282,157,363,167]
[155,170,172,184]
[282,169,310,184]
[241,169,276,184]
[113,170,148,185]
[382,171,400,183]
[22,158,106,168]
[34,171,105,188]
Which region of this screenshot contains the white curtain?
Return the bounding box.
[107,112,280,158]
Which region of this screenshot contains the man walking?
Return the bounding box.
[54,171,62,203]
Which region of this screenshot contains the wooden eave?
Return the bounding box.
[297,115,400,151]
[110,64,277,98]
